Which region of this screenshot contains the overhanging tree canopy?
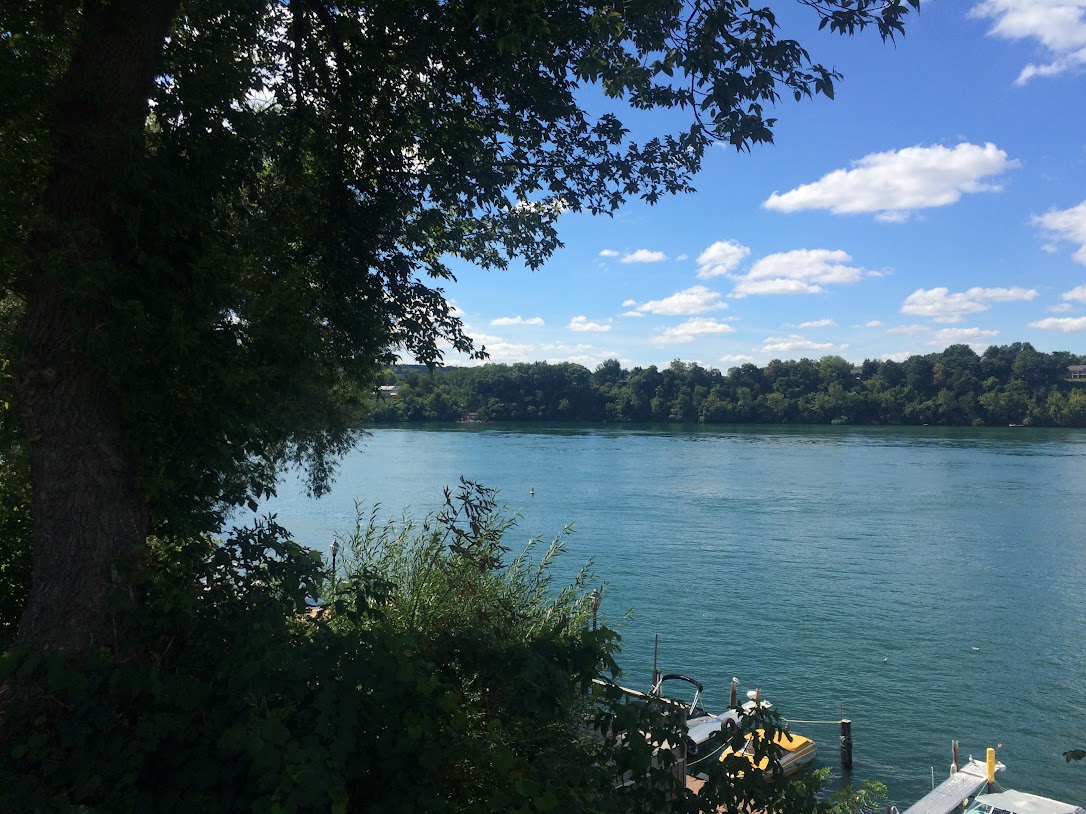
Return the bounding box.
[0,0,917,653]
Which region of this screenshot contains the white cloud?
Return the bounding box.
[887,324,930,335]
[651,318,736,345]
[929,327,1000,347]
[1049,303,1075,312]
[621,249,668,264]
[762,335,837,354]
[696,240,751,279]
[719,354,756,365]
[797,318,837,329]
[900,286,1037,322]
[468,332,536,363]
[675,253,689,262]
[730,249,870,297]
[1062,284,1086,302]
[1029,316,1086,332]
[621,311,645,318]
[568,315,612,332]
[490,315,544,326]
[621,299,637,307]
[763,143,1018,221]
[1033,200,1086,264]
[599,249,620,257]
[540,342,603,355]
[635,285,728,315]
[863,320,883,328]
[970,1,1086,85]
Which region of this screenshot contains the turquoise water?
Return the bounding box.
[254,424,1086,808]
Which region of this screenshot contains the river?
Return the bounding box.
[253,423,1086,808]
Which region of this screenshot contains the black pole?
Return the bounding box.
[840,718,853,771]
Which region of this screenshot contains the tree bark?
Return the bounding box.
[12,0,180,654]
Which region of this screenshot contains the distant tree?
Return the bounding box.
[593,358,624,388]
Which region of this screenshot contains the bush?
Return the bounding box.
[0,480,822,813]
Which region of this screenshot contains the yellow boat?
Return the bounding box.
[720,728,817,778]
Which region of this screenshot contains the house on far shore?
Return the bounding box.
[377,385,399,398]
[1068,366,1086,380]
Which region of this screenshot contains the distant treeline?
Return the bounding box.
[370,343,1086,427]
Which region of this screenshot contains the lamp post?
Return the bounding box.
[330,540,341,582]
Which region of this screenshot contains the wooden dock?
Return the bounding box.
[901,758,1004,814]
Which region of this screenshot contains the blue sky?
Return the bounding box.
[440,1,1086,371]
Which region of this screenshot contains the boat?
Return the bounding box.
[647,672,742,772]
[595,637,816,779]
[965,791,1085,814]
[719,725,818,777]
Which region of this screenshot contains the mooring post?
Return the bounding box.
[651,634,661,689]
[986,747,996,793]
[951,740,959,774]
[840,718,853,771]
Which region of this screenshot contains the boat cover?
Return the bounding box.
[973,790,1086,814]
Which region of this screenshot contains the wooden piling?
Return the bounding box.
[840,718,853,770]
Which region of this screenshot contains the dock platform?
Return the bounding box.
[901,758,1004,814]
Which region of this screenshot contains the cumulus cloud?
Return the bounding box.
[929,327,999,347]
[568,315,612,332]
[466,332,536,363]
[651,318,736,345]
[1033,200,1086,264]
[730,249,871,297]
[675,253,689,262]
[1063,284,1086,302]
[863,320,883,328]
[599,249,620,257]
[635,285,728,315]
[720,354,756,365]
[970,1,1086,85]
[621,249,668,264]
[696,240,751,279]
[761,335,837,354]
[539,342,607,356]
[490,315,544,326]
[621,299,637,307]
[1029,316,1086,332]
[763,143,1017,222]
[797,318,837,329]
[900,286,1037,322]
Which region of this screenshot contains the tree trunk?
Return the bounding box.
[12,0,179,655]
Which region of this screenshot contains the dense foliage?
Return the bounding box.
[1,2,916,808]
[371,343,1086,427]
[0,296,29,641]
[0,482,823,814]
[1,0,918,657]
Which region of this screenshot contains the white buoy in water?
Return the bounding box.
[530,486,535,496]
